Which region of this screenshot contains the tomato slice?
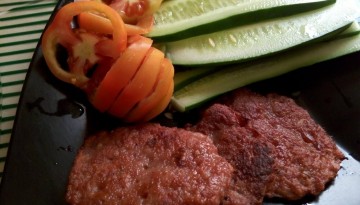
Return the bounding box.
[91,35,153,112]
[108,47,164,118]
[124,58,174,122]
[102,0,163,23]
[41,1,127,88]
[142,80,174,122]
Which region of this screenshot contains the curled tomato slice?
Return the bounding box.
[91,35,153,112]
[41,1,127,88]
[142,80,174,122]
[124,58,174,122]
[108,47,164,118]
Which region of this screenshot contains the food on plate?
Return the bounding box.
[66,89,344,204]
[41,0,360,121]
[41,1,174,122]
[66,123,249,205]
[34,0,357,204]
[187,89,344,203]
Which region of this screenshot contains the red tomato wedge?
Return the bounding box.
[124,58,174,122]
[102,0,163,24]
[91,35,153,112]
[108,47,164,118]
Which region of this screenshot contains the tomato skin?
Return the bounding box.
[114,0,150,18]
[142,80,174,122]
[102,0,163,23]
[107,47,164,118]
[91,35,153,112]
[124,58,174,122]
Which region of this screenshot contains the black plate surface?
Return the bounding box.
[0,1,360,204]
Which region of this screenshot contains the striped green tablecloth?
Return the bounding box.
[0,0,57,182]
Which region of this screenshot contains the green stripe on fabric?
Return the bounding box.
[0,11,53,21]
[1,80,25,87]
[0,143,10,149]
[0,39,39,47]
[1,116,16,122]
[0,69,28,77]
[0,48,35,57]
[0,157,7,162]
[0,20,48,30]
[0,129,12,135]
[0,1,32,7]
[10,2,56,11]
[0,29,43,39]
[1,104,18,110]
[0,59,31,66]
[1,92,21,98]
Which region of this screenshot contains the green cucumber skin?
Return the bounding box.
[162,0,360,66]
[171,32,360,112]
[174,66,219,91]
[148,0,336,42]
[330,21,360,40]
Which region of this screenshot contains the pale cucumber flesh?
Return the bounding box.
[148,0,335,42]
[172,21,360,92]
[171,32,360,112]
[162,0,360,66]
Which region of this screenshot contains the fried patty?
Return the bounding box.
[224,89,344,199]
[187,103,274,205]
[188,89,344,203]
[66,123,247,205]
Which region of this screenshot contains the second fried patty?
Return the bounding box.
[188,88,344,203]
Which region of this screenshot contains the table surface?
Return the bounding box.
[0,0,57,182]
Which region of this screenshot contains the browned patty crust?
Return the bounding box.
[189,89,344,202]
[66,123,247,205]
[187,103,274,205]
[224,89,344,199]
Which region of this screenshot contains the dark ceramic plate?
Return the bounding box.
[0,1,360,204]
